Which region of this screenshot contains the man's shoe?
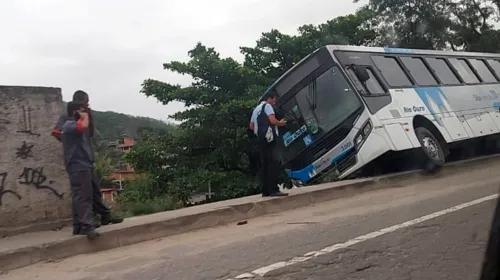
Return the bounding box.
[101,214,124,225]
[73,222,100,235]
[269,191,289,197]
[85,230,100,240]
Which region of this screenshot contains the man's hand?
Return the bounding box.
[79,112,88,120]
[77,111,90,132]
[278,119,287,127]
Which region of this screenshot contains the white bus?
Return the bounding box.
[264,45,500,185]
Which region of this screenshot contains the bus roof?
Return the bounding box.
[325,45,500,58]
[260,45,500,102]
[260,47,324,102]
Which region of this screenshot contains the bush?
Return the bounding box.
[117,174,178,216]
[120,196,178,217]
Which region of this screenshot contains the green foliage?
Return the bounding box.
[92,110,176,140]
[122,197,177,217]
[125,0,500,208]
[240,8,379,80]
[117,174,178,216]
[359,0,500,51]
[94,155,112,184]
[92,137,123,168]
[62,101,176,141]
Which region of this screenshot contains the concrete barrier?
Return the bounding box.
[0,154,499,271]
[0,86,71,231]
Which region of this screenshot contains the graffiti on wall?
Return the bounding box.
[17,106,40,136]
[0,172,22,206]
[0,105,64,208]
[16,141,34,159]
[18,167,64,199]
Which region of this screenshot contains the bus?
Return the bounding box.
[264,45,500,186]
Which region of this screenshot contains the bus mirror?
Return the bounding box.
[354,66,369,83]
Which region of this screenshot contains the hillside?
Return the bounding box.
[92,110,176,140]
[62,102,176,140]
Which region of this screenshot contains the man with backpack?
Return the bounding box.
[249,91,289,197]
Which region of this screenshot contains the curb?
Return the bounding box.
[0,219,72,238]
[1,154,500,271]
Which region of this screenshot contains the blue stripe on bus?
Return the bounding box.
[383,47,414,54]
[286,147,355,183]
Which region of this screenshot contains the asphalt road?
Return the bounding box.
[2,165,500,280]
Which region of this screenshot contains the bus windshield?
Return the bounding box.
[277,65,362,164]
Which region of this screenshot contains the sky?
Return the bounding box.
[0,0,363,123]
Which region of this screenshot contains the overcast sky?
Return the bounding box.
[0,0,362,122]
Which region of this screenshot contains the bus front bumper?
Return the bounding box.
[285,129,391,184]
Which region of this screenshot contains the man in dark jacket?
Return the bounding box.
[61,101,100,239]
[52,91,122,234]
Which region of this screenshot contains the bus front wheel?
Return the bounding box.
[415,127,445,172]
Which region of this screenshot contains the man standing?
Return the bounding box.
[52,90,122,235]
[61,101,100,239]
[249,91,289,197]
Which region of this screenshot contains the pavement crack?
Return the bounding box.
[355,264,373,272]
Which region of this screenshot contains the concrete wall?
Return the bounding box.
[0,86,71,229]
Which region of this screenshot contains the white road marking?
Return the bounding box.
[230,193,498,279]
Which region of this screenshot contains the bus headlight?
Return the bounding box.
[363,122,372,136]
[354,120,372,150]
[355,134,364,146]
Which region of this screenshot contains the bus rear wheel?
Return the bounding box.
[415,127,445,172]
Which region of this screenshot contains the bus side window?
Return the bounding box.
[371,56,413,88]
[486,59,500,80]
[425,57,461,85]
[400,56,438,86]
[364,68,385,95]
[449,58,480,84]
[347,68,366,94]
[347,67,385,96]
[468,59,497,83]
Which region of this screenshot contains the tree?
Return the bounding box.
[124,130,174,197]
[449,0,500,52]
[241,8,379,80]
[94,155,112,185]
[136,43,262,202]
[360,0,500,51]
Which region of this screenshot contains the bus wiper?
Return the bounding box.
[309,81,317,110]
[275,107,299,124]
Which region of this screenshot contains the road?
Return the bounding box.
[1,165,500,280]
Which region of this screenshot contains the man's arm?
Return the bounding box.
[264,104,286,127]
[63,113,89,135]
[87,108,95,138]
[51,115,66,142]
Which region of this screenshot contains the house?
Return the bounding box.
[102,136,139,201]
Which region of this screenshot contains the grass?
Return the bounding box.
[115,196,179,218]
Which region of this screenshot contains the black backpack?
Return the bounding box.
[256,103,277,147]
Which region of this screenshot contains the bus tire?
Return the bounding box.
[415,127,445,172]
